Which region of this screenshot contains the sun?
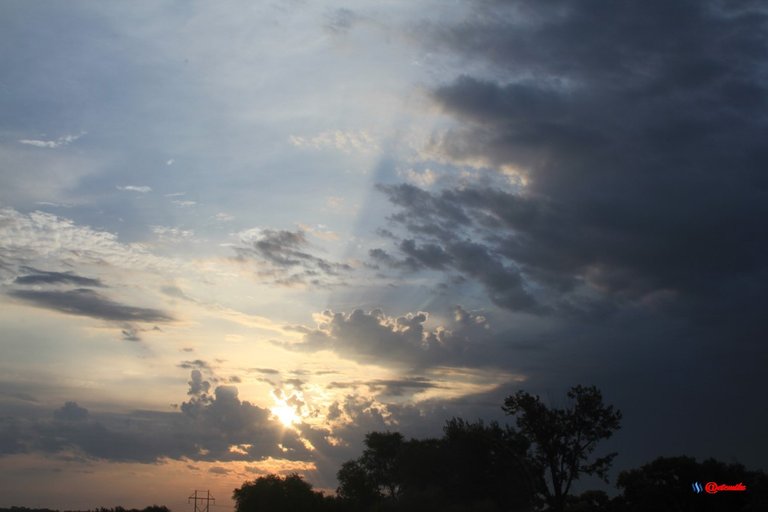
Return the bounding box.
[271,401,299,427]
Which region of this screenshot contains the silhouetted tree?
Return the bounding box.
[337,421,539,511]
[233,473,335,512]
[360,431,405,500]
[503,385,622,512]
[440,418,540,511]
[337,459,381,510]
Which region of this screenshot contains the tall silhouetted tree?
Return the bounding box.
[361,431,406,500]
[503,385,622,512]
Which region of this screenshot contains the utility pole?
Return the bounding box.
[188,490,215,512]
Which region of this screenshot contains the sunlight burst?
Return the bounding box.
[271,401,299,427]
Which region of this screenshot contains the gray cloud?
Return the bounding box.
[328,378,441,397]
[235,228,352,286]
[247,367,280,375]
[373,0,768,320]
[378,0,768,471]
[14,267,104,287]
[53,402,89,422]
[186,369,211,396]
[178,360,213,372]
[8,288,173,323]
[120,325,142,342]
[0,372,316,464]
[281,306,500,369]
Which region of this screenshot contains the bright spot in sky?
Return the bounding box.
[271,401,299,427]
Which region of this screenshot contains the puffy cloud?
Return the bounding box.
[0,373,316,464]
[186,369,211,396]
[281,306,500,369]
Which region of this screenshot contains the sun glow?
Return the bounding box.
[271,401,299,427]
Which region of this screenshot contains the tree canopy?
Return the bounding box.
[233,473,335,512]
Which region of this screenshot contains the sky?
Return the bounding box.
[1,0,767,509]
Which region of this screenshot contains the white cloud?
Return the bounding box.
[18,133,84,149]
[151,225,195,243]
[400,167,438,187]
[172,200,197,207]
[289,130,378,154]
[0,207,177,274]
[116,185,152,193]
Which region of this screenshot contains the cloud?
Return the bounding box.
[0,207,178,273]
[120,325,142,342]
[116,185,152,193]
[53,402,89,422]
[13,267,104,287]
[186,369,211,396]
[172,200,197,207]
[151,226,195,243]
[289,130,377,154]
[8,288,173,323]
[324,8,360,34]
[234,228,351,286]
[18,133,83,149]
[178,360,213,372]
[367,0,768,472]
[281,306,499,369]
[248,368,280,375]
[0,373,317,464]
[328,378,441,397]
[372,0,768,316]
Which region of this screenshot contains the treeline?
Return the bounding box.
[233,386,768,512]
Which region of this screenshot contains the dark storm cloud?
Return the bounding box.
[8,288,173,323]
[378,0,768,471]
[375,0,768,318]
[14,267,104,287]
[235,228,352,286]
